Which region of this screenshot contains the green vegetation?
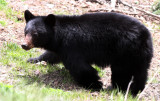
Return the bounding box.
[0,42,57,78]
[0,0,7,7]
[152,0,160,15]
[93,65,106,78]
[0,20,6,26]
[0,83,91,101]
[0,42,138,101]
[0,0,22,23]
[0,82,136,101]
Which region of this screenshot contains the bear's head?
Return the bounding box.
[21,10,55,50]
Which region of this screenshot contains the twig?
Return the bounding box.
[88,0,103,5]
[88,9,138,15]
[124,76,134,101]
[137,68,160,100]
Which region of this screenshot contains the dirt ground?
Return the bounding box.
[0,0,160,100]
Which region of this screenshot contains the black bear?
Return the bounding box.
[22,10,153,96]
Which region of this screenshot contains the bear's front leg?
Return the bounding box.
[27,51,61,64]
[63,58,102,90]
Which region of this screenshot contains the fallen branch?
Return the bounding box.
[89,9,138,15]
[119,0,136,12]
[119,0,160,20]
[124,76,134,101]
[89,0,160,21]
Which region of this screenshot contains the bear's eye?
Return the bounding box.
[32,32,38,36]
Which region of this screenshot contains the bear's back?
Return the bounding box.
[54,12,152,66]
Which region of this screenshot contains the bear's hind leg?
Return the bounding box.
[111,64,148,96]
[111,66,133,92]
[129,65,148,95]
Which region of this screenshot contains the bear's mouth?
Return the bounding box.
[21,44,34,50]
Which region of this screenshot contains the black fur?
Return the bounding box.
[23,10,153,95]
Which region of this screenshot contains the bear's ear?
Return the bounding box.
[24,10,35,22]
[45,14,55,26]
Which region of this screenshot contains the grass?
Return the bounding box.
[0,82,89,101]
[0,42,58,78]
[0,0,22,23]
[0,20,6,26]
[0,82,136,101]
[0,42,138,101]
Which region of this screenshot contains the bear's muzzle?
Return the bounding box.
[21,34,34,50]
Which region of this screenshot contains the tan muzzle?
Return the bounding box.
[21,34,34,50]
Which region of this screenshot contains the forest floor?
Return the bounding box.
[0,0,160,100]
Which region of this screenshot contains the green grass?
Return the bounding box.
[0,42,59,78]
[0,0,22,22]
[0,20,6,26]
[0,82,136,101]
[93,65,106,78]
[0,83,90,101]
[0,42,138,101]
[0,82,137,101]
[0,0,7,7]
